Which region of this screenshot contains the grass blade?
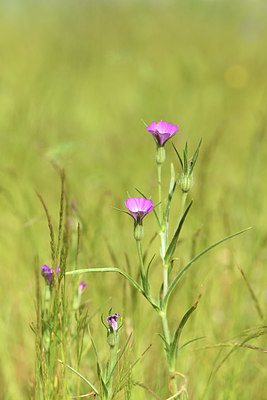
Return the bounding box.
[239,267,264,321]
[107,333,133,382]
[163,227,251,310]
[58,359,99,394]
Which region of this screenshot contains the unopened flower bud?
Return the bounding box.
[78,281,87,296]
[134,223,144,241]
[156,146,166,165]
[107,330,119,346]
[179,173,193,193]
[106,313,120,347]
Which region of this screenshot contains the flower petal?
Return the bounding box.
[146,120,179,146]
[125,197,154,221]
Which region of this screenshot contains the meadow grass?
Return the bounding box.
[0,0,266,398]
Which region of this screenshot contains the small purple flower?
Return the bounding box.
[146,120,178,146]
[125,197,154,222]
[41,265,60,284]
[106,313,120,332]
[78,281,87,295]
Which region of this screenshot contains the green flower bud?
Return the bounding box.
[107,330,119,347]
[156,146,166,165]
[106,313,120,347]
[179,172,193,193]
[134,223,144,241]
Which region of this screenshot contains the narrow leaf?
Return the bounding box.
[143,232,157,263]
[89,329,104,376]
[183,142,188,175]
[113,207,133,218]
[172,142,183,169]
[100,373,108,398]
[158,333,170,352]
[66,267,160,312]
[162,163,177,231]
[107,333,133,380]
[66,267,143,295]
[58,359,99,394]
[135,187,161,229]
[190,138,202,174]
[163,227,251,310]
[119,344,152,386]
[169,289,202,362]
[179,336,205,352]
[164,200,193,265]
[144,255,155,295]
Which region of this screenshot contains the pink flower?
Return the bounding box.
[106,313,120,332]
[146,120,178,146]
[78,281,87,295]
[41,265,60,284]
[125,197,154,222]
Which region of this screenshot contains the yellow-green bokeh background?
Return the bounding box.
[0,0,266,398]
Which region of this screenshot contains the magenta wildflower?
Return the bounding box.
[41,265,60,284]
[146,120,178,146]
[78,281,87,295]
[125,197,154,222]
[106,313,120,332]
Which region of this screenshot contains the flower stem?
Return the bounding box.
[158,162,170,298]
[106,342,118,399]
[136,240,145,280]
[157,163,162,224]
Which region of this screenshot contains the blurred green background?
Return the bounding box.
[0,0,266,398]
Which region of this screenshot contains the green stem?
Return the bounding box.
[106,342,118,399]
[160,227,168,299]
[159,310,180,395]
[169,362,179,396]
[160,311,171,345]
[177,192,188,227]
[136,240,145,280]
[157,163,162,224]
[163,263,169,299]
[158,162,169,297]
